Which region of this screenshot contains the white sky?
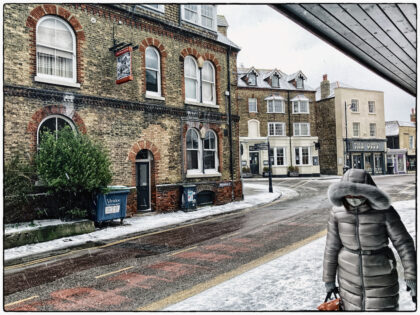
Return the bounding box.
[218,4,416,122]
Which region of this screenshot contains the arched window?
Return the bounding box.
[248,120,260,138]
[204,130,218,171]
[202,61,215,104]
[37,115,76,146]
[145,46,161,96]
[36,16,76,84]
[186,128,201,171]
[184,56,199,101]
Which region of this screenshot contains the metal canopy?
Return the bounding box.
[272,4,416,96]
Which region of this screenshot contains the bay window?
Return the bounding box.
[291,95,309,114]
[266,96,285,113]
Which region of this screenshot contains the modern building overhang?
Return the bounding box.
[272,4,416,97]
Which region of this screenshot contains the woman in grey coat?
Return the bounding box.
[323,168,416,311]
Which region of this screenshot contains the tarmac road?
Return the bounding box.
[4,174,415,311]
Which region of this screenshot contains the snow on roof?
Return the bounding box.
[290,94,310,102]
[315,81,355,101]
[217,32,240,50]
[386,120,416,136]
[237,67,315,91]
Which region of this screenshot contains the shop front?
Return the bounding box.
[386,149,407,174]
[345,139,387,175]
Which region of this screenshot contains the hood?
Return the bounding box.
[328,169,390,210]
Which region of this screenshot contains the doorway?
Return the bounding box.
[136,149,152,212]
[250,152,259,174]
[352,154,362,169]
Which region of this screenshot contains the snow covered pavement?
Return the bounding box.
[165,200,416,311]
[4,183,297,262]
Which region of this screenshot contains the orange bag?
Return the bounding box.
[317,290,342,311]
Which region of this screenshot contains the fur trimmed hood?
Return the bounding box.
[328,169,390,210]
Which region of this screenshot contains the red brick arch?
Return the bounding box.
[128,139,161,212]
[27,105,87,152]
[25,5,85,83]
[139,38,168,97]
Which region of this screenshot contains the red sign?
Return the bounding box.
[115,46,133,84]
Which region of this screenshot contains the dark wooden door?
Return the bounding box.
[250,152,259,174]
[136,162,150,211]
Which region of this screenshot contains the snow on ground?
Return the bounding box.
[165,200,416,311]
[4,183,286,262]
[4,219,87,235]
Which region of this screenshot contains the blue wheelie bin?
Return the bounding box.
[94,186,129,225]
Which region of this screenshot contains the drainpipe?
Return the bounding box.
[227,46,234,200]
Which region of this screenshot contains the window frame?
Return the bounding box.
[294,146,311,165]
[268,122,286,136]
[202,61,216,105]
[35,16,78,87]
[271,74,280,88]
[145,46,161,97]
[37,114,76,147]
[292,100,310,114]
[369,123,376,137]
[266,97,285,113]
[368,101,375,113]
[353,122,360,137]
[181,5,217,31]
[184,56,200,102]
[141,4,165,13]
[409,136,414,149]
[186,128,202,173]
[203,130,219,173]
[296,76,304,89]
[350,99,359,112]
[273,147,286,166]
[293,123,310,136]
[248,98,258,113]
[248,73,257,86]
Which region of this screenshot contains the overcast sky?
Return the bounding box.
[218,4,416,122]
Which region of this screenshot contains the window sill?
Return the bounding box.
[292,112,310,114]
[185,100,219,109]
[34,76,80,88]
[186,171,222,178]
[145,93,165,101]
[368,113,376,115]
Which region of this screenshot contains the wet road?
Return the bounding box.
[4,175,415,311]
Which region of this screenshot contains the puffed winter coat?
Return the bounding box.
[323,169,416,311]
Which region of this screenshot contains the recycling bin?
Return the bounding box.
[94,186,129,224]
[182,184,197,211]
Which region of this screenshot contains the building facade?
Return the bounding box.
[316,75,387,175]
[237,67,320,177]
[386,115,416,174]
[3,4,243,218]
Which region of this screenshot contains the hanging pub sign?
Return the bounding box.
[115,46,133,84]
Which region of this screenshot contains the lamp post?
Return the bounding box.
[267,136,273,193]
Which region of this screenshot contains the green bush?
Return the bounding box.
[36,127,112,216]
[4,155,37,223]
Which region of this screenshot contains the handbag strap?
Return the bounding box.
[324,287,339,302]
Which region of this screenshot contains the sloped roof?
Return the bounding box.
[385,120,415,136]
[216,32,240,50]
[315,81,355,101]
[237,67,315,91]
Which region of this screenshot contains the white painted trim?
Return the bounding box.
[186,172,221,178]
[34,76,80,88]
[145,93,165,101]
[184,100,219,109]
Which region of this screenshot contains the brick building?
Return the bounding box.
[316,75,387,175]
[385,111,416,174]
[3,4,243,218]
[237,67,320,177]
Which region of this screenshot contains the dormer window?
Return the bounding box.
[181,5,217,31]
[296,75,304,89]
[272,74,280,88]
[248,73,256,86]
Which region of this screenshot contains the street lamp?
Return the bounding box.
[267,136,273,193]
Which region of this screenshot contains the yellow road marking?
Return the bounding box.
[220,232,240,239]
[95,266,134,279]
[138,229,327,311]
[168,246,197,257]
[4,295,39,307]
[6,194,284,271]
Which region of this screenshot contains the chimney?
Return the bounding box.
[217,15,228,36]
[320,74,330,100]
[410,108,416,123]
